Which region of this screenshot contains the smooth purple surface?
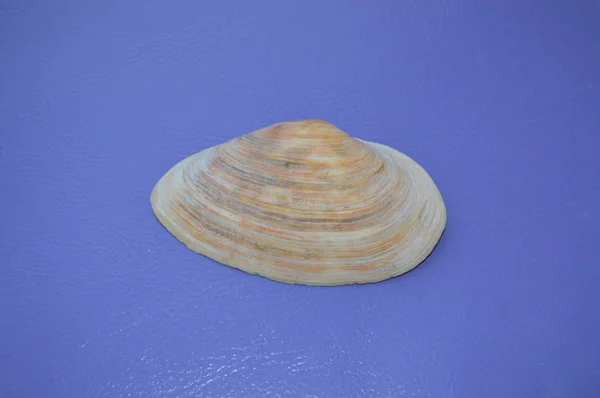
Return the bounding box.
[2,1,599,397]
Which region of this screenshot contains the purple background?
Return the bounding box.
[2,1,599,397]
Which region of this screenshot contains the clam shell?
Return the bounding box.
[150,120,446,286]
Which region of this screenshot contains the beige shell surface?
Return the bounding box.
[150,120,447,286]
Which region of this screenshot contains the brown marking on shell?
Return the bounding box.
[150,120,447,286]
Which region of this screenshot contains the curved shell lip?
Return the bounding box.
[150,138,447,287]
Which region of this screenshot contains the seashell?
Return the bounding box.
[150,119,446,286]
